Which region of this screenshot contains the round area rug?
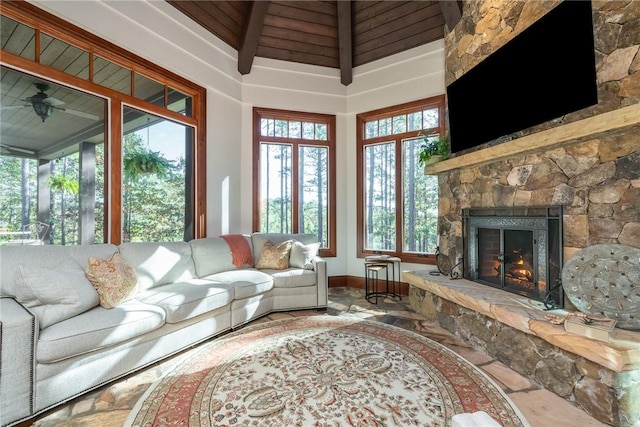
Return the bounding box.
[126,316,528,426]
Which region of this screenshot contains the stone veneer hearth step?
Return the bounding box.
[402,270,639,372]
[402,269,640,427]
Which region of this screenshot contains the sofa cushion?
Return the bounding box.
[202,269,273,300]
[136,279,234,323]
[190,237,250,277]
[267,268,317,288]
[86,253,138,308]
[13,261,100,329]
[289,240,320,270]
[0,244,118,297]
[118,241,197,292]
[36,300,165,363]
[255,240,293,270]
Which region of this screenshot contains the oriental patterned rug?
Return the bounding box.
[126,316,529,426]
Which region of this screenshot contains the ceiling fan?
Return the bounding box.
[2,82,99,122]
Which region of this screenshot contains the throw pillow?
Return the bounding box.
[13,262,100,329]
[255,240,293,270]
[289,240,320,270]
[86,252,138,309]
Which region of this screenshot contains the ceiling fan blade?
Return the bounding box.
[58,108,100,121]
[1,144,35,155]
[44,97,65,107]
[1,105,30,110]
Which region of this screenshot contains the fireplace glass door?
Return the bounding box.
[464,207,563,308]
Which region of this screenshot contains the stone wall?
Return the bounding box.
[437,0,640,273]
[411,3,640,425]
[408,286,639,426]
[437,135,640,275]
[445,1,639,115]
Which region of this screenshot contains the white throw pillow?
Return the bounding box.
[13,262,100,329]
[289,240,320,270]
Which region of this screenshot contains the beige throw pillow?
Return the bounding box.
[86,252,138,309]
[255,240,293,270]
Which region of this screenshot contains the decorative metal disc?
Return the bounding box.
[562,244,640,330]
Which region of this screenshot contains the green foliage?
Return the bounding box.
[418,133,449,167]
[0,157,32,230]
[50,175,79,194]
[124,148,174,181]
[123,168,186,242]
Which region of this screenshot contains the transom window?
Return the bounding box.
[364,107,440,138]
[357,96,445,264]
[253,108,336,257]
[260,118,328,140]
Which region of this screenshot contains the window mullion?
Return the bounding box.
[395,137,404,256]
[292,142,299,233]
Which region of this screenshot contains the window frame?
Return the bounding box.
[356,95,446,264]
[252,107,336,257]
[0,2,207,243]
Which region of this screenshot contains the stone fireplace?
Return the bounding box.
[402,1,640,426]
[463,206,563,308]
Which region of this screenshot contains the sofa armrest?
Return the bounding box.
[313,257,328,307]
[0,298,37,426]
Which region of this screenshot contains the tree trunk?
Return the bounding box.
[20,159,30,229]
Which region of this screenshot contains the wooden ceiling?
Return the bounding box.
[167,1,462,85]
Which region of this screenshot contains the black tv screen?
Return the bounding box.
[446,0,598,155]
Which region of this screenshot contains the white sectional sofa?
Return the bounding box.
[0,233,327,427]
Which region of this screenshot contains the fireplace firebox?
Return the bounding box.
[462,206,563,308]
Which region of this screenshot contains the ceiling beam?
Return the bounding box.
[438,0,462,31]
[336,0,353,86]
[238,1,269,75]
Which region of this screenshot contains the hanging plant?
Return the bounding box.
[49,175,79,194]
[124,148,173,180]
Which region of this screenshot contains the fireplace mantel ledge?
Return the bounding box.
[402,269,640,373]
[425,102,640,174]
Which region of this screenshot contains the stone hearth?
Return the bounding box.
[403,269,640,427]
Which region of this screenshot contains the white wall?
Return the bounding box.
[30,0,446,277]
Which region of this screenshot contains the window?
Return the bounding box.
[122,108,193,242]
[253,108,336,257]
[0,3,205,244]
[357,96,445,264]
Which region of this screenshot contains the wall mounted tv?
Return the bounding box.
[446,0,598,155]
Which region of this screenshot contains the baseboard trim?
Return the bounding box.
[328,275,409,296]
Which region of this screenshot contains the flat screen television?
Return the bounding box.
[446,0,598,155]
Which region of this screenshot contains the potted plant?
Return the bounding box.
[418,133,449,167]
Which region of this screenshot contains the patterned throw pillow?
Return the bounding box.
[86,252,138,309]
[255,240,293,270]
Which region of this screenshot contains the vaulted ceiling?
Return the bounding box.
[167,1,462,85]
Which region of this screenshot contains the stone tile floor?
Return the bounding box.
[22,287,607,427]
